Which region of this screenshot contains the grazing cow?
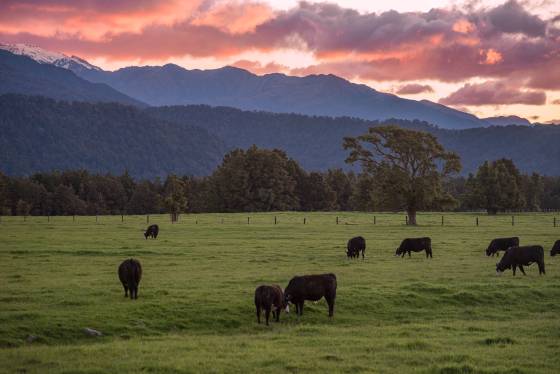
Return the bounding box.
[347,236,366,259]
[284,273,337,317]
[486,237,519,257]
[395,237,432,258]
[550,240,560,256]
[496,246,545,276]
[144,224,159,239]
[254,285,287,326]
[118,258,142,299]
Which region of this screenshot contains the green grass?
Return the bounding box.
[1,212,559,373]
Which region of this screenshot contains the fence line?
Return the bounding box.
[0,212,558,228]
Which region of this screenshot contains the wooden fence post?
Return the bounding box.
[476,217,479,226]
[274,216,277,225]
[121,215,124,223]
[247,217,250,225]
[304,217,306,225]
[374,216,376,225]
[441,215,444,226]
[405,215,408,225]
[336,216,339,225]
[554,217,556,227]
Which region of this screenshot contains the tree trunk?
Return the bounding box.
[407,210,417,225]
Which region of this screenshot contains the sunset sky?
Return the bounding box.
[1,0,559,122]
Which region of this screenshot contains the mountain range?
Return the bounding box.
[0,43,525,130]
[2,94,559,178]
[1,43,557,178]
[0,50,143,106]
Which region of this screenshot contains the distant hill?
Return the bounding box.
[482,115,532,126]
[2,95,558,178]
[147,105,560,176]
[0,43,102,74]
[0,95,224,178]
[0,50,143,106]
[74,64,488,130]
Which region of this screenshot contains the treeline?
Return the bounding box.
[1,146,559,216]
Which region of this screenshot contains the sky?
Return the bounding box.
[1,0,559,122]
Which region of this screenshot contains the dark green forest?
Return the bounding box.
[2,95,560,178]
[0,95,224,178]
[1,146,559,216]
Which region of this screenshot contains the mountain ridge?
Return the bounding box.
[0,50,145,106]
[0,43,494,130]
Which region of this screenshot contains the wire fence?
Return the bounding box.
[0,212,558,228]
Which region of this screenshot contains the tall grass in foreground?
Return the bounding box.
[1,212,559,373]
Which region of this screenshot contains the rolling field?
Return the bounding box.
[1,212,559,373]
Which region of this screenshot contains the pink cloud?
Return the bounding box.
[439,80,546,106]
[395,84,434,95]
[231,60,290,75]
[0,0,557,91]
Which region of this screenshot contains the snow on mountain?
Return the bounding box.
[0,43,101,71]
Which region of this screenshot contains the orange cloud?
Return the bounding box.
[192,2,274,34]
[453,19,475,34]
[481,48,503,65]
[232,59,290,75]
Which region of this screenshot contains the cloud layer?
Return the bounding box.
[0,0,559,110]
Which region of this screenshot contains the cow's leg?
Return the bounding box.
[408,250,411,257]
[275,307,281,322]
[362,250,365,260]
[512,264,516,276]
[496,252,500,258]
[123,284,128,297]
[256,305,261,324]
[298,302,304,316]
[539,262,546,275]
[519,265,526,275]
[265,307,271,326]
[327,296,335,317]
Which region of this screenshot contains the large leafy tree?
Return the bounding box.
[343,126,461,225]
[467,159,526,214]
[209,145,299,212]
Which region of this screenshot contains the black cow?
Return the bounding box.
[395,237,432,258]
[118,258,142,299]
[550,240,560,256]
[486,237,519,257]
[144,224,159,239]
[496,245,545,276]
[284,273,337,317]
[347,236,366,259]
[254,285,286,326]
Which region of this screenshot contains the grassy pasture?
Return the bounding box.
[0,212,559,373]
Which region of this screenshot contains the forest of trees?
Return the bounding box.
[1,146,559,217]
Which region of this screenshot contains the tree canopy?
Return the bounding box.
[343,126,461,224]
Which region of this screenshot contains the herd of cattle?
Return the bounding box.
[116,225,560,326]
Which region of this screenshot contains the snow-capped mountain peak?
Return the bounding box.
[0,43,102,71]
